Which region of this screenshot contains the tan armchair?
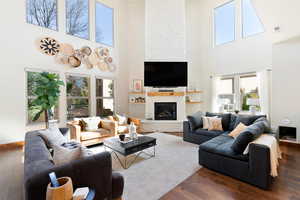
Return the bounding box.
[67,118,117,146]
[108,115,142,134]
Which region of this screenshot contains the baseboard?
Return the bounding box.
[0,141,24,150]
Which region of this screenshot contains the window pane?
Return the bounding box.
[26,0,58,30]
[95,2,114,46]
[28,99,59,123]
[67,99,89,119]
[97,99,114,117]
[214,1,235,45]
[66,0,89,39]
[66,76,89,97]
[242,0,264,37]
[240,75,260,111]
[96,79,114,97]
[217,78,234,94]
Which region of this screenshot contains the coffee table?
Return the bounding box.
[103,135,156,169]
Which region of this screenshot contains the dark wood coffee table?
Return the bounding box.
[103,135,156,169]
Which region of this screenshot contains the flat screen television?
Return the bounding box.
[144,62,188,87]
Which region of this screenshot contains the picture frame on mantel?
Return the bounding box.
[132,79,143,92]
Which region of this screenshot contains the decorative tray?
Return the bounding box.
[119,137,134,144]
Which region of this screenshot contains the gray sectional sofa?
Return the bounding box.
[184,112,274,189]
[24,128,124,200]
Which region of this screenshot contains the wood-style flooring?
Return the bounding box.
[0,133,299,200]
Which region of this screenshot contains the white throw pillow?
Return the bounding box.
[82,117,101,131]
[39,124,68,148]
[116,114,127,125]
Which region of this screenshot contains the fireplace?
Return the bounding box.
[154,102,177,120]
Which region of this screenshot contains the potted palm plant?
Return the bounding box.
[29,72,64,128]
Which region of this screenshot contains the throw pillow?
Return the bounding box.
[116,114,127,125]
[39,124,68,148]
[53,144,92,166]
[187,111,205,130]
[228,122,248,138]
[231,131,254,154]
[208,117,223,131]
[202,116,217,129]
[233,115,267,129]
[206,112,231,131]
[82,117,101,131]
[254,117,271,133]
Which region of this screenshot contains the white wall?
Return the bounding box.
[272,37,300,142]
[0,0,130,144]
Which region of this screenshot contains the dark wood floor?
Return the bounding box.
[160,143,300,200]
[1,133,299,200]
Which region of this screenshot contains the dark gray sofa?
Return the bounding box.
[24,129,124,200]
[184,112,273,189]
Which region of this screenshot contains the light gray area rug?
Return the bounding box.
[90,133,200,200]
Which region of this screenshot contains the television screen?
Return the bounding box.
[144,62,188,87]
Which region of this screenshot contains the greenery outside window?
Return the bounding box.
[96,78,114,117]
[240,75,260,111]
[26,0,58,31]
[26,70,59,124]
[66,75,90,120]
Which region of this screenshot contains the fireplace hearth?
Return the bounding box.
[154,102,177,120]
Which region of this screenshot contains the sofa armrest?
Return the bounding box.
[249,143,271,189]
[101,120,118,135]
[111,171,124,199]
[183,121,192,133]
[67,123,81,142]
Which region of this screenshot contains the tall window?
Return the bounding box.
[214,1,235,45]
[26,70,59,124]
[26,0,58,30]
[216,78,235,112]
[242,0,264,37]
[66,75,90,119]
[96,78,114,117]
[240,75,260,111]
[66,0,89,39]
[95,2,114,46]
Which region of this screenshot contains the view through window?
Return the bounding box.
[66,75,90,120]
[96,78,114,117]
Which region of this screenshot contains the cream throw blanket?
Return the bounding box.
[243,134,282,177]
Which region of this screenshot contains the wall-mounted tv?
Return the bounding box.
[144,62,188,87]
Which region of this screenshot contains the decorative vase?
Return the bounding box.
[46,177,73,200]
[129,122,137,140]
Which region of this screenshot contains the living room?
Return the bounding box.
[0,0,300,200]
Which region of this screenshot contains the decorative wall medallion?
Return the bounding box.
[80,46,92,56]
[68,56,81,68]
[55,54,69,65]
[39,37,60,56]
[82,57,93,69]
[60,43,75,56]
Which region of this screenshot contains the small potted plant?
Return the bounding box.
[29,72,64,128]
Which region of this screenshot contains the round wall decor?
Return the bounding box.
[39,37,60,56]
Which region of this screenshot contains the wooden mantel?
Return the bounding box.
[147,92,185,97]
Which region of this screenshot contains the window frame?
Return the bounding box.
[95,0,115,47]
[26,0,59,31]
[241,0,265,38]
[65,0,90,40]
[25,68,60,125]
[239,73,259,111]
[66,73,91,120]
[214,0,236,46]
[95,76,115,117]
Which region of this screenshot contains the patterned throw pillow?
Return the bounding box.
[202,116,217,129]
[208,118,223,131]
[82,117,101,131]
[39,124,67,148]
[228,122,248,138]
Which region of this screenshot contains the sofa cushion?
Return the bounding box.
[82,117,102,131]
[246,121,265,139]
[231,131,254,154]
[254,117,271,133]
[199,134,249,161]
[206,112,231,131]
[228,122,248,138]
[228,114,238,131]
[194,128,228,137]
[233,115,267,129]
[80,129,110,141]
[208,118,223,131]
[187,111,205,130]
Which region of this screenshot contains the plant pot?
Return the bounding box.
[46,177,73,200]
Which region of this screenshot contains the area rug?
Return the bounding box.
[90,133,200,200]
